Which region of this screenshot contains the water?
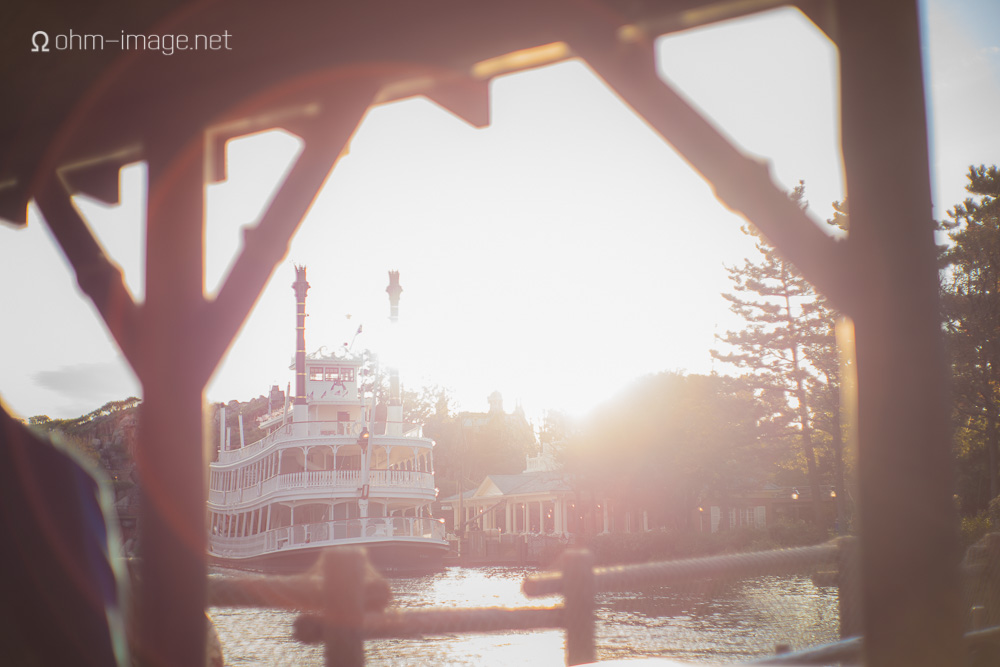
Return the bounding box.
[210,566,840,665]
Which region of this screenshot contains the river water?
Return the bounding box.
[210,566,840,665]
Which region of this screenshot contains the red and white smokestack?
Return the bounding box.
[386,270,403,436]
[293,265,310,434]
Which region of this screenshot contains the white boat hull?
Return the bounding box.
[209,516,449,573]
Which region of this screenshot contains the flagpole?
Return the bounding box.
[348,324,363,352]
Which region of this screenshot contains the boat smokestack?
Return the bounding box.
[293,266,310,434]
[219,404,226,452]
[386,271,403,435]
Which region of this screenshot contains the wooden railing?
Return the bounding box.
[207,537,1000,666]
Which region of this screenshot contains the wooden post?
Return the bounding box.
[562,549,596,666]
[134,133,208,667]
[836,1,962,665]
[323,548,367,667]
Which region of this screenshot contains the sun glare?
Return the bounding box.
[205,43,814,420]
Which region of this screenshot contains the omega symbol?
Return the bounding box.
[31,30,50,52]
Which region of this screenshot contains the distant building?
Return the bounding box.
[439,417,647,538]
[456,391,533,441]
[693,483,842,532]
[444,470,576,535]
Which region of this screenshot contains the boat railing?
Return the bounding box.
[207,536,1000,666]
[208,469,434,506]
[260,475,279,497]
[217,425,293,463]
[209,533,268,559]
[367,469,435,491]
[217,420,430,464]
[278,517,447,549]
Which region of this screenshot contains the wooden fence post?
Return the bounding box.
[562,549,596,666]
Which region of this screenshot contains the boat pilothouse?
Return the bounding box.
[207,268,447,571]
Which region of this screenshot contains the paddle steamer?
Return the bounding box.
[207,269,447,571]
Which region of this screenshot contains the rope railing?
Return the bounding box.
[522,541,842,596]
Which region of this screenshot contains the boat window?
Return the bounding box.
[324,367,339,381]
[309,367,323,381]
[341,367,355,382]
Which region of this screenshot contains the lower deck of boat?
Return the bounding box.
[210,539,448,574]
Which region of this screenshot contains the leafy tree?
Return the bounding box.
[458,401,535,481]
[712,184,836,522]
[26,399,143,468]
[423,417,464,499]
[425,392,536,501]
[539,409,576,449]
[941,165,1000,507]
[564,372,766,532]
[212,396,269,458]
[402,384,450,428]
[416,387,464,497]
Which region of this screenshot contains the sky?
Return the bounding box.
[1,1,998,427]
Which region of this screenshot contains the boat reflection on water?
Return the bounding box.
[210,566,839,666]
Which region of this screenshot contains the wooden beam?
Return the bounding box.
[35,177,142,372]
[573,29,855,312]
[201,84,379,376]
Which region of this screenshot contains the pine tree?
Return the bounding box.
[806,200,852,531]
[713,184,836,523]
[941,165,1000,506]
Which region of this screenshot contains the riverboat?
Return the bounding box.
[206,268,447,572]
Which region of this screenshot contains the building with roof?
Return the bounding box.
[448,470,575,536]
[693,482,844,533]
[439,437,650,540]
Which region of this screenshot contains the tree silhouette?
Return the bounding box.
[712,184,836,522]
[941,165,1000,507]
